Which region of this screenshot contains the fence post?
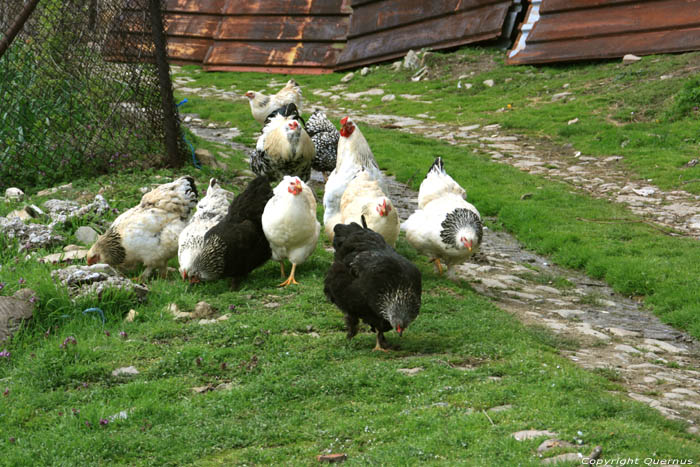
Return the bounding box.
[0,0,41,60]
[148,0,182,168]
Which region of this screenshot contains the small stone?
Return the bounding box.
[643,338,687,354]
[75,226,98,245]
[567,118,579,125]
[551,92,572,102]
[124,309,138,323]
[672,388,699,397]
[622,54,642,64]
[317,453,347,463]
[520,193,533,200]
[381,94,395,103]
[552,309,584,319]
[512,430,557,441]
[4,188,24,201]
[403,50,420,70]
[632,187,655,197]
[264,302,280,309]
[0,289,36,343]
[111,366,139,377]
[397,367,423,376]
[606,327,641,337]
[6,209,32,221]
[614,344,641,354]
[192,301,216,319]
[390,61,402,71]
[192,385,213,394]
[360,67,370,76]
[483,79,495,87]
[340,72,354,83]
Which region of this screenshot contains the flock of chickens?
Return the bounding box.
[85,80,483,350]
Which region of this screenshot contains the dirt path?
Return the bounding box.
[174,78,700,432]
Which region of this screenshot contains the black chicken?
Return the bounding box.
[324,217,422,351]
[183,175,273,289]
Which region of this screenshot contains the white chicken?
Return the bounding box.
[87,176,198,279]
[250,112,315,182]
[339,170,399,246]
[323,116,387,242]
[245,79,303,125]
[262,176,320,287]
[401,157,482,276]
[178,178,234,280]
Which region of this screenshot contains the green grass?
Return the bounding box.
[0,195,697,463]
[2,48,700,464]
[170,58,700,340]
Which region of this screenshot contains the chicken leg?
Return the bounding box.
[278,263,299,287]
[279,261,286,278]
[430,258,444,275]
[372,331,390,352]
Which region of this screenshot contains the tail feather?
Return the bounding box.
[183,176,199,200]
[427,157,444,177]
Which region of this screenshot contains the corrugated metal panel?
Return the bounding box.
[507,0,700,65]
[336,0,516,70]
[163,0,351,72]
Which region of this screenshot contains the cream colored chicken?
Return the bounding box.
[262,176,320,287]
[87,176,198,279]
[245,79,303,124]
[338,170,399,246]
[323,116,387,243]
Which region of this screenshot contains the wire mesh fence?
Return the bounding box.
[0,0,187,192]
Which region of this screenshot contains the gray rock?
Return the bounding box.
[42,195,110,224]
[42,249,88,264]
[75,226,98,245]
[622,54,642,64]
[483,79,495,88]
[0,289,36,342]
[397,367,423,376]
[403,50,420,70]
[551,92,572,102]
[537,439,575,453]
[111,366,139,377]
[51,264,148,301]
[381,94,396,103]
[512,430,557,441]
[6,209,32,221]
[390,61,402,71]
[340,72,354,83]
[0,216,64,250]
[542,453,582,464]
[192,301,217,319]
[4,188,24,201]
[360,67,370,76]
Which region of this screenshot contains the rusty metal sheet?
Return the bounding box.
[216,15,349,41]
[163,0,225,14]
[167,37,213,63]
[165,14,221,39]
[336,1,513,70]
[220,0,350,15]
[508,0,700,65]
[204,40,344,69]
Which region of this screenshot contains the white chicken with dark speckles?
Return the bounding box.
[401,157,482,276]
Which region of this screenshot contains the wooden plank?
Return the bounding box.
[167,37,213,63]
[337,3,510,67]
[221,0,347,15]
[528,0,700,43]
[539,0,653,14]
[216,15,349,41]
[163,0,226,14]
[204,40,344,68]
[348,0,507,37]
[165,14,221,39]
[204,64,333,74]
[507,26,700,64]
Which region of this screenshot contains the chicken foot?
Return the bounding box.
[278,263,299,287]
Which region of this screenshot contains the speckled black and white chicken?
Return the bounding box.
[401,157,482,276]
[305,110,339,180]
[250,111,315,182]
[87,176,198,279]
[324,218,422,351]
[178,178,234,281]
[180,176,273,288]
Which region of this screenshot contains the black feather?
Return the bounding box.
[263,103,305,127]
